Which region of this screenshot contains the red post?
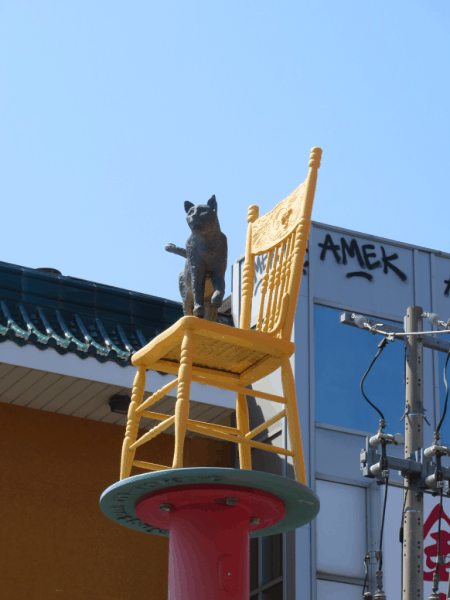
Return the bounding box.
[135,485,286,600]
[168,500,250,599]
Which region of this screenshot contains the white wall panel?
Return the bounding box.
[316,480,366,578]
[317,579,362,600]
[414,250,432,310]
[315,426,369,484]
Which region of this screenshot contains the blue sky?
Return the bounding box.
[0,1,449,303]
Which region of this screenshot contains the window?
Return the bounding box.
[262,581,283,600]
[250,534,283,600]
[438,338,450,446]
[314,304,404,432]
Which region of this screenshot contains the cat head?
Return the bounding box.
[184,195,219,232]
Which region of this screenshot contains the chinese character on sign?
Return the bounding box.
[424,503,450,600]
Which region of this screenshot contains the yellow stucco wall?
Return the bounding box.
[0,401,233,600]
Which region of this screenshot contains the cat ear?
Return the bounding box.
[207,195,217,211]
[184,201,194,213]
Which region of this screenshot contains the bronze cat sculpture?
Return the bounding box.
[165,195,227,322]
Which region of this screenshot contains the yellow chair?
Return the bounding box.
[121,147,322,484]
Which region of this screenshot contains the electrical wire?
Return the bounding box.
[379,472,389,571]
[360,338,389,421]
[362,554,369,598]
[437,353,450,436]
[391,330,450,337]
[364,326,450,337]
[435,486,444,579]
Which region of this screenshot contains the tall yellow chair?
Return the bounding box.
[121,147,322,484]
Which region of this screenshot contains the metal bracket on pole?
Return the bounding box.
[340,311,450,354]
[360,437,450,494]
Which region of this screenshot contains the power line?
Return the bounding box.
[360,338,389,422]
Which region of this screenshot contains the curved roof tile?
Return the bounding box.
[0,261,232,366]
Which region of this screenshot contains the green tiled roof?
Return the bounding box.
[0,262,231,367]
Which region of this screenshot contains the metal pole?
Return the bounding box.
[403,306,424,600]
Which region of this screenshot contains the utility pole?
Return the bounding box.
[342,307,450,600]
[403,306,424,600]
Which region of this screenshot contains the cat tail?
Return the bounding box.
[165,244,187,259]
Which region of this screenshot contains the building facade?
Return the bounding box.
[232,221,450,600]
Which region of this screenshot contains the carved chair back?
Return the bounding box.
[239,147,322,340]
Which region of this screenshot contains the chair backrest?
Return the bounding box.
[239,147,322,340]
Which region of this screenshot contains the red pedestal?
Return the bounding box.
[136,484,285,600]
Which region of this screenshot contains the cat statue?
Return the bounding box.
[165,195,227,322]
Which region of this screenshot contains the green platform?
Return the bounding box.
[100,467,320,538]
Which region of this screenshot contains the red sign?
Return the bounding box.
[423,503,450,599]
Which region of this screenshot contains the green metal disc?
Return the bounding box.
[100,467,319,538]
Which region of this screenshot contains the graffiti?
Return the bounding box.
[318,233,407,282]
[341,238,365,268]
[249,232,408,296]
[254,254,269,296]
[319,234,341,264]
[444,278,450,297]
[253,249,308,296]
[303,248,309,275]
[346,271,372,281]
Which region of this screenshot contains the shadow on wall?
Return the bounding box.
[245,394,294,480]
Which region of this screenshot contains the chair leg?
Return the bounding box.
[172,330,194,469]
[281,354,307,484]
[236,393,252,470]
[120,365,146,480]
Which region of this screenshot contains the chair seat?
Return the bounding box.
[131,316,295,384]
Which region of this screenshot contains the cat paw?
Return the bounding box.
[193,304,205,318]
[211,291,223,308]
